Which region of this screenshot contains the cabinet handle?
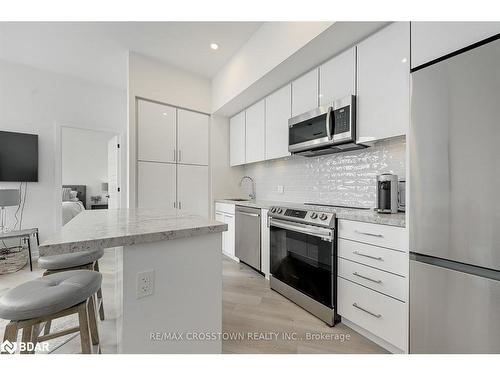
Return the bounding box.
[353,251,383,261]
[178,149,181,162]
[174,149,177,162]
[355,230,383,238]
[353,272,382,284]
[178,201,182,210]
[174,202,176,208]
[353,303,382,318]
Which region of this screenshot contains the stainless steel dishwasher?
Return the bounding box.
[235,205,261,271]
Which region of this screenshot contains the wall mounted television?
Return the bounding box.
[0,131,39,182]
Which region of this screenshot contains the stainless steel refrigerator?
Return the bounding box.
[410,37,500,353]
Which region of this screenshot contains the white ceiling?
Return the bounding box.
[0,22,263,88]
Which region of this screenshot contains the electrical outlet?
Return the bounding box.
[136,270,155,299]
[277,185,284,194]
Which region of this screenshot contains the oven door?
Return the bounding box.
[269,218,335,307]
[288,106,333,153]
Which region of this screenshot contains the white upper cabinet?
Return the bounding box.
[137,99,176,163]
[357,22,410,143]
[245,100,266,164]
[177,109,209,166]
[291,68,319,117]
[265,84,291,160]
[411,22,500,69]
[319,47,356,106]
[229,111,246,166]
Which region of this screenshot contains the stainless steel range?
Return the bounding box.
[268,205,339,326]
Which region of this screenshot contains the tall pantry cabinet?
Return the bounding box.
[136,99,209,217]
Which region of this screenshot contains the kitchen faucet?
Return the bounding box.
[239,176,256,200]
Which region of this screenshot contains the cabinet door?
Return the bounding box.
[265,84,291,160]
[229,111,246,166]
[245,99,266,163]
[411,22,500,69]
[319,47,356,106]
[137,161,176,210]
[177,164,209,217]
[215,212,226,253]
[224,213,235,258]
[137,99,176,163]
[177,109,209,166]
[291,68,319,117]
[357,22,410,143]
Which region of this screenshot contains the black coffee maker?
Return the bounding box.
[375,173,399,214]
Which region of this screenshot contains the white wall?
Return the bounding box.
[127,52,212,208]
[62,127,116,208]
[211,22,333,113]
[0,59,126,246]
[210,115,246,211]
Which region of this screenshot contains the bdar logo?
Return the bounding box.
[1,339,16,354]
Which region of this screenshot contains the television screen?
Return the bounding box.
[0,131,38,182]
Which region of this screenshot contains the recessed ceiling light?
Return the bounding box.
[210,42,219,50]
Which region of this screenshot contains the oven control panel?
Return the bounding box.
[269,206,335,228]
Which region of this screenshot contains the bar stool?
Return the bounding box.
[38,249,105,323]
[0,270,102,354]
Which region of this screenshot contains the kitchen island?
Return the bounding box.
[39,208,227,354]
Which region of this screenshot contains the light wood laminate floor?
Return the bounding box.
[1,251,386,354]
[222,257,387,354]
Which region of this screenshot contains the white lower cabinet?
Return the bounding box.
[177,164,209,217]
[137,161,176,210]
[215,203,237,261]
[338,277,406,351]
[337,219,408,352]
[138,162,208,217]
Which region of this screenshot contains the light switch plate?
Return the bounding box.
[137,269,155,299]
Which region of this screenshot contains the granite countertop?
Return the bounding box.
[40,209,227,256]
[216,199,406,227]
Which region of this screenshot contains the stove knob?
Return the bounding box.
[271,207,276,213]
[319,213,328,221]
[277,208,283,214]
[310,212,318,219]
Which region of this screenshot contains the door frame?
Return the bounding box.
[54,122,124,228]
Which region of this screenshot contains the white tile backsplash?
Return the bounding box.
[244,137,406,208]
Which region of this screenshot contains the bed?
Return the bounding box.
[62,185,86,225]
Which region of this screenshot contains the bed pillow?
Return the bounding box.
[62,187,72,201]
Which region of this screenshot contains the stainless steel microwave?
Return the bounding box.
[288,95,365,156]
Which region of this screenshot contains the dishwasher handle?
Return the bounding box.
[238,212,260,218]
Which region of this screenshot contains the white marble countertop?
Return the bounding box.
[216,199,406,227]
[39,209,227,256]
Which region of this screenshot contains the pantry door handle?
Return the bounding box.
[355,230,383,238]
[353,272,382,284]
[353,251,383,261]
[353,303,382,318]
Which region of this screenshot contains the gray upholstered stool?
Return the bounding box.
[0,270,102,354]
[38,249,105,321]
